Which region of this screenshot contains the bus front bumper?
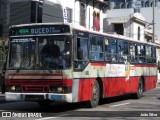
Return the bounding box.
[5,92,72,103]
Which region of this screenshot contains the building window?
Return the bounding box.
[38,4,42,23]
[93,11,100,31]
[141,1,144,7]
[138,27,140,40]
[121,3,125,8]
[145,1,149,7]
[31,1,42,23]
[80,2,86,26]
[31,1,36,23]
[114,24,124,35]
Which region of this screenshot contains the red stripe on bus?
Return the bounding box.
[63,79,72,86]
[8,73,63,76]
[134,64,157,67]
[90,62,106,66]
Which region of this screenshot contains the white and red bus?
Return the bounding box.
[5,23,157,108]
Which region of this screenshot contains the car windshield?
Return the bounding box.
[9,35,71,70]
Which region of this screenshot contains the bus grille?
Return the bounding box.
[8,79,63,92]
[9,79,63,85]
[22,86,48,93]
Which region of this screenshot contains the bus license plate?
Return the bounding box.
[25,95,44,100]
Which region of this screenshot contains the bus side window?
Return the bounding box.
[104,38,109,61]
[138,44,145,63]
[129,43,137,63]
[152,46,156,63]
[146,45,152,63]
[118,40,128,62]
[90,35,103,61]
[75,37,88,69]
[106,38,117,62]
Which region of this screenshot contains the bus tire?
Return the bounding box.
[134,78,143,99]
[87,80,100,108]
[38,100,51,107]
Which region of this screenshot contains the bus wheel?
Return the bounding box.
[88,80,100,108]
[38,100,51,107]
[134,78,143,99]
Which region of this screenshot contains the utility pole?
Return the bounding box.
[153,0,155,43]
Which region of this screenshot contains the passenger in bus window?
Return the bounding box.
[39,39,47,51]
[41,42,60,68]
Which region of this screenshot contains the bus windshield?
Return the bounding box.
[9,35,71,70]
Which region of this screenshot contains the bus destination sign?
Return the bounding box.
[10,25,70,36]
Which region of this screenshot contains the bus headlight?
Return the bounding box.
[11,86,16,91]
[6,86,21,92]
[57,87,63,93]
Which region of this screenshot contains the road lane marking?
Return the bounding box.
[35,117,58,120]
[110,103,130,107]
[35,114,69,120]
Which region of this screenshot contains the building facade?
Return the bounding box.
[104,12,146,42]
[104,0,160,9]
[60,0,107,32]
[104,0,160,39]
[0,0,108,37]
[0,0,64,37]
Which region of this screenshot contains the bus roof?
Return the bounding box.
[10,22,159,47]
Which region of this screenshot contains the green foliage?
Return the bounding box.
[0,39,8,69]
